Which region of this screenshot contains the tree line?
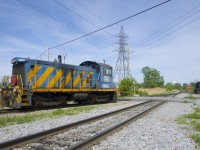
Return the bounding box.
[119,66,196,96]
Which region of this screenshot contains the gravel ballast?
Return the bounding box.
[0,100,198,150]
[0,101,141,143]
[92,102,197,150]
[16,101,162,149]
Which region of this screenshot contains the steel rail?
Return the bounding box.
[0,109,20,114]
[0,100,154,149]
[67,101,166,150]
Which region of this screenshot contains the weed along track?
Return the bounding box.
[0,100,165,150]
[0,103,96,115]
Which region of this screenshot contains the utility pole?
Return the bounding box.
[114,25,131,82]
[63,54,67,64]
[47,47,49,61]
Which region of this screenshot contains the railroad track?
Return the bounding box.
[0,92,180,115]
[0,100,165,150]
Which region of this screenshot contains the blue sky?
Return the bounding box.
[0,0,200,84]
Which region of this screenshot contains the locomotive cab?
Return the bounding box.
[77,61,116,103]
[79,61,115,89]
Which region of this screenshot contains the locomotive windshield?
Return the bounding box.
[11,58,27,64]
[103,68,112,76]
[80,61,113,76]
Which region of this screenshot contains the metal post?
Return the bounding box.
[47,47,49,62]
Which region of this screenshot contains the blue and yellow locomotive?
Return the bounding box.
[2,56,116,108]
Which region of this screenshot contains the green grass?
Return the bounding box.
[181,100,190,103]
[191,134,200,147]
[176,116,187,124]
[185,112,200,119]
[0,105,100,128]
[190,120,200,132]
[149,91,175,97]
[185,95,200,100]
[176,107,200,148]
[0,113,48,128]
[52,106,99,116]
[195,107,200,113]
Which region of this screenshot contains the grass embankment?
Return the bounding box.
[140,88,178,96]
[118,88,178,97]
[176,107,200,147]
[0,105,99,128]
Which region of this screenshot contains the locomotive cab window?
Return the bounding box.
[103,68,112,76]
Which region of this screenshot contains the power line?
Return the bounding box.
[142,23,200,51]
[73,0,119,32]
[101,6,200,63]
[99,3,200,61]
[36,0,171,59]
[18,0,113,46]
[134,4,200,48]
[53,0,114,42]
[133,14,200,52]
[0,5,62,32]
[66,3,200,62]
[55,0,114,35]
[54,0,98,29]
[18,0,86,34]
[18,0,115,59]
[74,0,108,24]
[89,2,200,60]
[48,0,171,50]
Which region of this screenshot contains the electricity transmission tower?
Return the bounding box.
[114,25,131,82]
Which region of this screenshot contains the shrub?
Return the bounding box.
[136,90,148,96]
[118,78,137,96]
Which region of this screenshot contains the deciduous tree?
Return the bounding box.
[166,82,174,91]
[141,66,164,88]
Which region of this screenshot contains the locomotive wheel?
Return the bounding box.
[32,95,40,107]
[106,95,111,102]
[88,96,94,104]
[110,93,117,103]
[77,101,83,104]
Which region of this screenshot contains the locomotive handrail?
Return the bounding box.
[17,75,23,94]
[27,75,99,91]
